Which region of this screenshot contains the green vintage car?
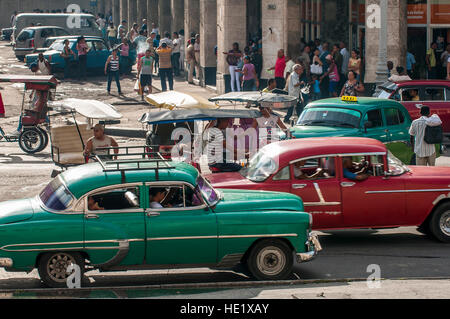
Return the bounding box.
[0,158,320,287]
[290,97,414,164]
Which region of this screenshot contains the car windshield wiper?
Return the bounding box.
[300,121,331,126]
[334,123,357,128]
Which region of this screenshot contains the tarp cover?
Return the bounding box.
[145,91,217,109]
[51,98,122,120]
[209,92,298,109]
[139,108,262,124]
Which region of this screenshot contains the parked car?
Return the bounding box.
[12,13,102,43]
[290,96,414,164]
[374,80,450,135]
[0,158,319,287]
[206,137,450,243]
[1,27,13,41]
[14,26,70,61]
[25,36,136,75]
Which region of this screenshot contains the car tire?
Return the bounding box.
[18,128,45,154]
[429,203,450,243]
[38,252,85,288]
[246,239,293,281]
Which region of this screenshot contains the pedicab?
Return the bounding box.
[0,75,58,154]
[47,98,122,173]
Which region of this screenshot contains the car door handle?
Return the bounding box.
[292,184,308,189]
[85,213,99,219]
[146,212,160,217]
[341,182,356,187]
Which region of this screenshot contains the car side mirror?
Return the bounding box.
[364,121,373,133]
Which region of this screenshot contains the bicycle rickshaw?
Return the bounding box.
[0,75,58,154]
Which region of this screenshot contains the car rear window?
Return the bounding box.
[17,29,35,41]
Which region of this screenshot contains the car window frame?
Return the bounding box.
[422,86,446,102]
[363,108,385,129]
[383,106,405,127]
[289,155,338,181]
[145,181,208,212]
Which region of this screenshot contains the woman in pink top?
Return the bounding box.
[119,38,131,74]
[240,56,259,91]
[76,36,90,81]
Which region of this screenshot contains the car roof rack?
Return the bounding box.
[92,146,176,182]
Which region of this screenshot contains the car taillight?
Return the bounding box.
[29,39,34,48]
[48,56,52,62]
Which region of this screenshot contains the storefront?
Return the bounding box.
[407,0,450,78]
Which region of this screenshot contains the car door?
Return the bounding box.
[339,154,406,228]
[289,156,343,229]
[362,108,390,143]
[383,106,410,143]
[85,40,97,69]
[422,86,450,132]
[145,183,218,265]
[83,184,146,267]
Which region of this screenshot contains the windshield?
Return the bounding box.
[49,40,69,51]
[297,107,361,128]
[243,150,279,182]
[17,29,34,41]
[387,150,408,176]
[39,177,74,211]
[196,175,220,206]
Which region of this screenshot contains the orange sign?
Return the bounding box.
[407,4,427,24]
[431,4,450,24]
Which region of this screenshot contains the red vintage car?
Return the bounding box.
[205,137,450,242]
[375,80,450,133]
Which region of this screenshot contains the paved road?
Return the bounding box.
[0,39,449,291]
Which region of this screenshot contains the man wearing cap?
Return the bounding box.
[83,124,119,160]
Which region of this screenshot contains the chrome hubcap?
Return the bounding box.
[256,246,286,276]
[440,211,450,236]
[46,253,75,283]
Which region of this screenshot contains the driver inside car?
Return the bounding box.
[149,187,172,209]
[88,197,104,211]
[342,156,370,181]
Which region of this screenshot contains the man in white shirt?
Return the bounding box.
[160,31,173,48]
[388,66,412,82]
[409,106,437,166]
[340,41,350,76]
[172,31,181,76]
[284,55,296,81]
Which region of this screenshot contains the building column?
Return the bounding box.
[147,0,159,28]
[120,0,128,24]
[200,0,217,86]
[105,0,112,18]
[159,0,172,34]
[365,0,407,84]
[171,0,185,33]
[216,0,246,93]
[112,0,120,27]
[260,0,301,81]
[128,0,137,26]
[98,0,106,15]
[184,0,200,41]
[137,0,148,26]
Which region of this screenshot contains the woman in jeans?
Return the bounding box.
[60,39,75,79]
[240,56,259,91]
[223,42,242,92]
[104,48,122,95]
[76,36,90,81]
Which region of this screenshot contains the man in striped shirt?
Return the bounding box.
[409,106,436,166]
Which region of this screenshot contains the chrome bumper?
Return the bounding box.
[0,258,13,268]
[297,233,322,263]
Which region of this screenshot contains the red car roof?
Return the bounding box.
[264,137,387,166]
[393,80,450,86]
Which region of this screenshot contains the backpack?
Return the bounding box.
[424,125,443,144]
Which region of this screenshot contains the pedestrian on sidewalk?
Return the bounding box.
[107,22,117,46]
[172,32,181,76]
[194,34,202,82]
[119,37,131,75]
[223,42,242,92]
[409,105,439,166]
[348,49,361,81]
[267,49,286,89]
[156,42,174,92]
[60,39,76,79]
[76,36,89,81]
[240,56,259,91]
[186,38,196,84]
[340,70,364,97]
[321,55,340,97]
[138,49,154,100]
[105,48,122,95]
[285,64,307,124]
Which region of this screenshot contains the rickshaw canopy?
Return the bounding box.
[0,75,58,90]
[139,108,262,125]
[145,91,217,110]
[51,98,122,120]
[209,92,298,109]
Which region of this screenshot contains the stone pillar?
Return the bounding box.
[200,0,217,86]
[112,0,120,26]
[365,0,407,84]
[216,0,246,93]
[105,0,112,18]
[171,0,185,33]
[128,0,137,26]
[147,0,159,28]
[184,0,200,41]
[159,0,172,35]
[137,0,148,26]
[120,0,128,24]
[260,0,300,81]
[98,0,106,15]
